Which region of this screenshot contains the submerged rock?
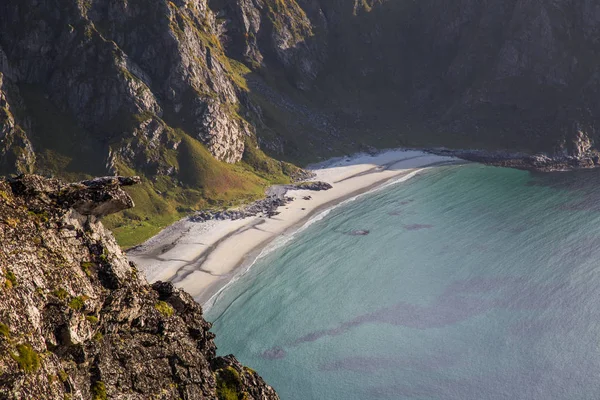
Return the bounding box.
[348,229,370,236]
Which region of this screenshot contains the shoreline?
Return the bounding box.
[199,165,449,308]
[128,150,459,306]
[423,147,600,172]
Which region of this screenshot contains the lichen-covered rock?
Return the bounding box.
[0,175,279,399]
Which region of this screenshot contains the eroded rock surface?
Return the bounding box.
[0,175,278,400]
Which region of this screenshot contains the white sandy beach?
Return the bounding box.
[128,149,458,304]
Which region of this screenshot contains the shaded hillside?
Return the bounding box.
[2,0,600,244]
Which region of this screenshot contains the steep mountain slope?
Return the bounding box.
[0,0,301,245]
[3,0,600,245]
[0,174,278,399]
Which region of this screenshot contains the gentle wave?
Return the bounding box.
[203,167,432,313]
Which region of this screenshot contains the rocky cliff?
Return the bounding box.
[0,174,278,399]
[3,0,600,245]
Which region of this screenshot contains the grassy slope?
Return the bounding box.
[103,130,292,249]
[17,85,293,248]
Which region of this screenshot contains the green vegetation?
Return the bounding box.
[68,296,88,311]
[0,190,10,202]
[93,332,103,342]
[86,315,99,324]
[0,323,9,339]
[102,160,185,248]
[28,209,49,223]
[80,262,94,277]
[58,370,69,382]
[177,133,265,199]
[91,381,107,400]
[5,269,17,289]
[225,59,252,92]
[103,129,291,248]
[12,343,41,373]
[154,301,174,317]
[216,366,247,400]
[52,289,69,300]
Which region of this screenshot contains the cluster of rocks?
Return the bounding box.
[190,196,294,222]
[290,181,333,191]
[189,181,332,223]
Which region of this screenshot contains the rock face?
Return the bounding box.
[5,0,600,243]
[0,73,35,174]
[0,0,254,175]
[0,175,279,399]
[3,0,600,173]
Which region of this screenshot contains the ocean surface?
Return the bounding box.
[205,164,600,400]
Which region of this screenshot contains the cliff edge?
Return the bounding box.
[0,175,278,400]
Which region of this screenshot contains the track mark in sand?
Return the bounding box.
[168,219,267,284]
[333,155,427,184]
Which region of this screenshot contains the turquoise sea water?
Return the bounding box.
[206,164,600,399]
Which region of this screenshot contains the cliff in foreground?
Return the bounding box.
[0,174,278,400]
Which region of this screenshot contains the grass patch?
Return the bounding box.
[154,301,174,317]
[68,296,88,311]
[52,288,69,300]
[12,343,41,373]
[58,370,69,382]
[216,366,246,400]
[177,132,265,200]
[91,381,107,400]
[104,131,287,248]
[5,269,17,289]
[86,315,99,324]
[0,323,9,339]
[80,262,94,277]
[103,182,183,248]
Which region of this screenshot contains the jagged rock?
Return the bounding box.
[189,179,331,223]
[291,181,332,191]
[0,174,279,399]
[0,73,35,175]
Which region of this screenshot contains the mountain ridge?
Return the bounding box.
[3,0,600,245]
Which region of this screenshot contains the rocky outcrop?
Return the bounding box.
[213,0,328,90]
[188,180,331,222]
[427,148,600,172]
[0,73,35,174]
[0,0,256,173]
[0,175,278,399]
